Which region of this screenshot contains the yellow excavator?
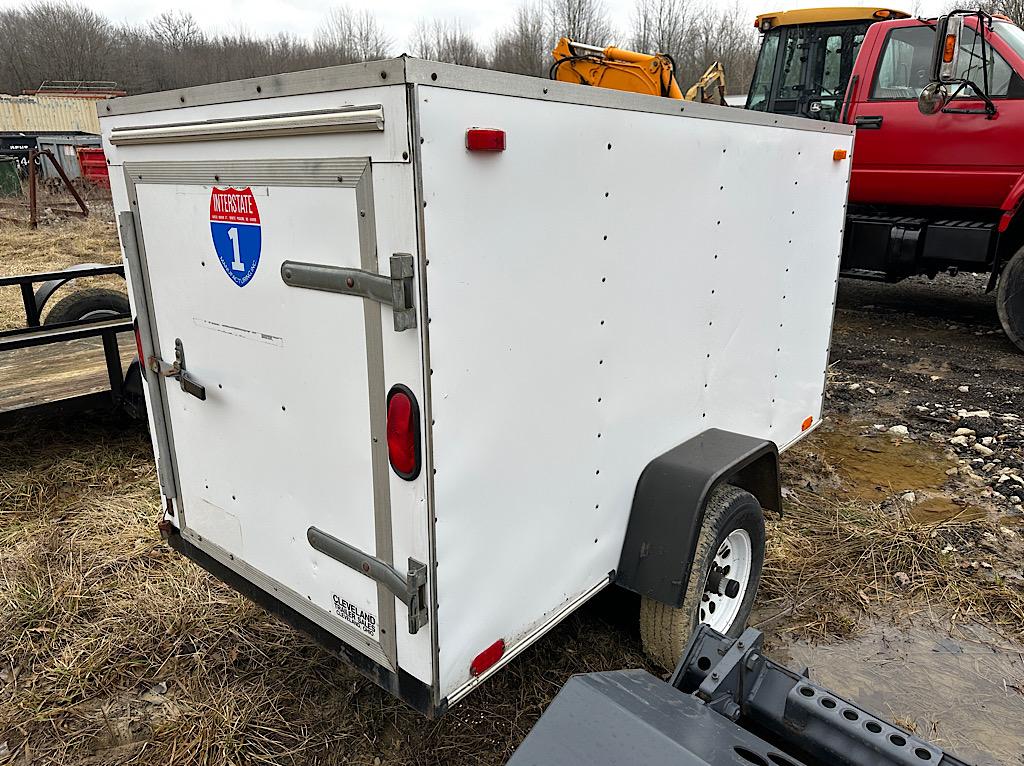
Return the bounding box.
[550,8,911,109]
[550,37,727,104]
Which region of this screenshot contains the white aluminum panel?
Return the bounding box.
[418,88,850,698]
[134,180,391,664]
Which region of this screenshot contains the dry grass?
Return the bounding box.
[0,415,650,765]
[758,487,1024,641]
[3,414,1023,764]
[0,201,121,330]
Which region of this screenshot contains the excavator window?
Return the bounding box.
[747,21,870,121]
[747,31,780,111]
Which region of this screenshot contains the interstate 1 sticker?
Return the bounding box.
[210,187,261,287]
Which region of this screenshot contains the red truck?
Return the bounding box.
[748,8,1024,351]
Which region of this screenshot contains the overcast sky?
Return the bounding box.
[0,0,951,50]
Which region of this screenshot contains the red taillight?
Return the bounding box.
[386,385,421,480]
[466,128,506,152]
[470,639,505,676]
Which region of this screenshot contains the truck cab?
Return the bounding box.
[844,16,1024,210]
[749,9,1024,351]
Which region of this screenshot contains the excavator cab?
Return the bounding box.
[747,7,910,121]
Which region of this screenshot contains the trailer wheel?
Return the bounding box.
[997,247,1024,353]
[44,288,130,324]
[639,484,765,671]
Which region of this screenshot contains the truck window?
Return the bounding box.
[995,20,1024,60]
[954,27,1015,96]
[873,24,1018,99]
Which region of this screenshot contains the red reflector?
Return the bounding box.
[386,385,421,480]
[133,318,145,368]
[470,639,505,676]
[466,128,505,152]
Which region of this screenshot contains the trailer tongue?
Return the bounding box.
[508,624,971,766]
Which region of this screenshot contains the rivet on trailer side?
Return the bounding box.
[97,58,960,765]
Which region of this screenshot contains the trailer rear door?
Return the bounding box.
[125,158,403,669]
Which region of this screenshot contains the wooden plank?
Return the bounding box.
[0,334,136,414]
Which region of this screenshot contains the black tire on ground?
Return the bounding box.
[639,484,766,671]
[43,288,130,325]
[997,246,1024,353]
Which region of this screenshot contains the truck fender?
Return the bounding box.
[993,173,1024,290]
[32,262,120,318]
[615,428,782,608]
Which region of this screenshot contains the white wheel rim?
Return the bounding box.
[699,528,753,633]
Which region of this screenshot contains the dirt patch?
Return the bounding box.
[776,618,1024,766]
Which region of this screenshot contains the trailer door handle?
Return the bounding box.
[307,526,429,634]
[149,338,206,401]
[280,253,416,332]
[854,115,883,129]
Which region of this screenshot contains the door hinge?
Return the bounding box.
[306,526,429,634]
[149,338,206,400]
[280,253,417,332]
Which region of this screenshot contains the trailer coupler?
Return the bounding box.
[507,625,971,766]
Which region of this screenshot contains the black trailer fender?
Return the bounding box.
[615,428,782,608]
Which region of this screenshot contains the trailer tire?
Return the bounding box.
[44,288,130,324]
[639,484,765,671]
[998,247,1024,353]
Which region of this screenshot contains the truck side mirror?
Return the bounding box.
[918,82,949,114]
[930,13,963,84]
[919,13,964,116]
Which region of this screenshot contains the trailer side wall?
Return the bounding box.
[417,85,851,700]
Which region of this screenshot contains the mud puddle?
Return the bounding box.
[770,618,1024,765]
[807,420,981,523]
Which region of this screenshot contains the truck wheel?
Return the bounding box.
[639,484,765,671]
[44,288,130,324]
[998,247,1024,353]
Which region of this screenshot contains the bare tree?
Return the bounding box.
[0,2,114,92]
[492,3,550,76]
[411,18,488,67]
[316,7,391,63]
[548,0,614,46]
[683,1,758,95]
[149,10,204,50]
[946,0,1024,25]
[1000,0,1024,24]
[629,0,691,57]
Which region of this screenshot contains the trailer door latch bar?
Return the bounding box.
[280,253,416,332]
[306,526,429,634]
[149,338,206,401]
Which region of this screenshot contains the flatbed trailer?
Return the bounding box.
[0,265,139,422]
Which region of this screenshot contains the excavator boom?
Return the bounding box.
[550,38,728,104]
[550,37,684,99]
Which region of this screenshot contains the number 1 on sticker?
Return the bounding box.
[227,227,244,272]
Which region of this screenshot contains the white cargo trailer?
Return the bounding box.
[100,57,853,716]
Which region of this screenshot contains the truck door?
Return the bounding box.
[846,21,1024,208]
